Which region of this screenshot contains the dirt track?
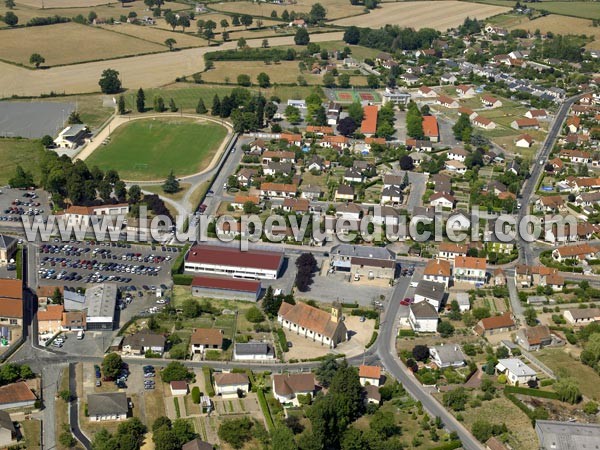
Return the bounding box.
[0,32,344,98]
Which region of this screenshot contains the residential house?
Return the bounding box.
[438,242,468,261]
[472,115,496,130]
[495,359,536,386]
[436,95,459,109]
[37,304,64,335]
[455,292,470,312]
[272,373,315,406]
[372,206,401,227]
[300,185,322,201]
[335,203,363,221]
[560,149,591,164]
[511,118,539,130]
[440,73,458,84]
[535,195,565,213]
[0,279,23,327]
[429,192,455,209]
[122,330,166,356]
[381,185,403,204]
[306,155,327,172]
[236,168,257,187]
[231,195,259,211]
[475,312,516,336]
[264,161,293,176]
[423,259,451,288]
[282,198,310,214]
[0,235,16,264]
[0,382,37,411]
[456,85,476,97]
[358,365,381,387]
[182,439,213,450]
[481,95,502,108]
[262,150,295,164]
[213,372,249,397]
[566,116,581,133]
[453,256,487,285]
[335,184,355,201]
[170,381,189,396]
[0,410,16,447]
[280,133,303,146]
[277,302,347,348]
[364,385,381,405]
[447,148,468,162]
[516,134,534,148]
[459,107,477,120]
[62,310,86,331]
[507,160,520,175]
[87,392,128,421]
[190,328,223,355]
[563,307,600,325]
[344,168,364,184]
[400,73,420,86]
[321,135,350,149]
[515,325,552,351]
[408,301,439,333]
[414,280,446,310]
[233,342,275,361]
[552,243,597,262]
[260,183,297,199]
[429,344,466,368]
[525,109,548,120]
[305,125,333,136]
[419,86,438,98]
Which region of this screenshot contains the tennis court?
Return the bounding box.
[330,89,381,104]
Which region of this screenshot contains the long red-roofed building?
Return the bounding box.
[361,105,378,136]
[422,115,439,142]
[184,245,284,279]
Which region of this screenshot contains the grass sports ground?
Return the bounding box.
[85,118,228,181]
[330,89,382,103]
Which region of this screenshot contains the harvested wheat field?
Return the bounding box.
[17,0,112,7]
[507,15,600,49]
[211,0,365,20]
[333,1,510,30]
[0,30,344,97]
[100,23,207,47]
[0,22,164,67]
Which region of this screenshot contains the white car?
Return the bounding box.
[409,281,418,288]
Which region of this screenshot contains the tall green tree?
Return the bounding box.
[162,170,180,194]
[29,53,45,69]
[195,98,207,114]
[294,28,310,45]
[98,68,121,94]
[136,88,145,113]
[117,95,126,114]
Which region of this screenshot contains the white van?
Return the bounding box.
[77,330,84,340]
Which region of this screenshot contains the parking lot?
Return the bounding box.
[36,240,177,288]
[0,187,51,227]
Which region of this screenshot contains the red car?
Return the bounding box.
[400,298,413,306]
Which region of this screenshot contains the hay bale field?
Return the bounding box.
[85,117,228,180]
[202,60,322,85]
[333,1,510,30]
[99,22,207,48]
[0,22,165,67]
[210,0,365,20]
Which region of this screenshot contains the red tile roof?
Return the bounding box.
[185,245,283,271]
[422,116,439,138]
[454,255,486,270]
[359,365,381,380]
[38,304,64,321]
[478,312,514,330]
[0,382,36,405]
[0,279,22,300]
[191,276,260,293]
[190,328,223,346]
[361,105,378,135]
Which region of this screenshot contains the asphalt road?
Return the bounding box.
[69,362,91,449]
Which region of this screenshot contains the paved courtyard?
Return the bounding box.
[0,101,75,139]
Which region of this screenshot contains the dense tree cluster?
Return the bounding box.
[161,361,193,383]
[406,101,424,139]
[295,252,317,292]
[343,25,439,52]
[92,418,146,450]
[210,88,269,133]
[152,417,196,450]
[0,364,34,386]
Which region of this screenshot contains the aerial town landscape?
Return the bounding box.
[0,0,599,448]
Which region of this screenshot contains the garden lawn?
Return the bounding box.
[536,349,600,401]
[86,118,227,181]
[0,138,46,185]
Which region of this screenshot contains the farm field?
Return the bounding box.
[202,60,322,84]
[85,118,228,180]
[192,12,281,33]
[333,1,510,30]
[0,22,164,67]
[0,30,343,97]
[0,138,46,185]
[18,0,115,7]
[506,15,600,50]
[209,0,365,20]
[468,0,600,20]
[100,23,207,48]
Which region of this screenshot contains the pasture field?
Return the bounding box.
[0,138,46,185]
[333,1,510,30]
[537,349,600,400]
[99,23,207,48]
[209,0,365,20]
[317,41,381,61]
[0,22,164,67]
[468,0,600,19]
[18,0,113,7]
[85,117,228,180]
[202,60,322,84]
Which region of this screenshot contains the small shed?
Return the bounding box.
[170,381,189,396]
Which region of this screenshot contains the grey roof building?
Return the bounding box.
[85,283,117,330]
[331,244,395,261]
[182,438,213,450]
[234,342,275,361]
[415,280,446,310]
[429,344,466,368]
[535,420,600,450]
[87,392,128,421]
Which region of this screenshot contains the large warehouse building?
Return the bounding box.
[191,276,262,302]
[184,245,284,280]
[85,283,117,331]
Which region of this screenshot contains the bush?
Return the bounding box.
[540,379,554,387]
[399,329,415,337]
[203,367,215,397]
[276,328,289,352]
[173,397,181,418]
[366,331,378,348]
[257,389,274,431]
[173,274,193,285]
[350,309,379,320]
[504,385,559,400]
[191,386,201,404]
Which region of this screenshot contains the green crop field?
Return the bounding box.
[0,138,46,185]
[86,118,227,181]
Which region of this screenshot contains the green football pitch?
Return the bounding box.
[86,118,228,181]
